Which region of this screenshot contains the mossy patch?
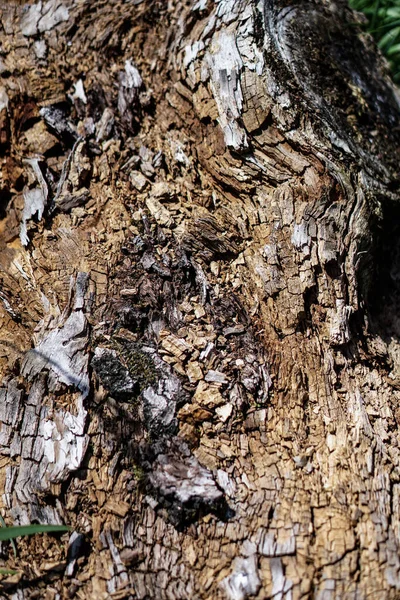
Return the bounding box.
[110,337,158,392]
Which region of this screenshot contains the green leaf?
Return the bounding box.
[385,7,400,18]
[378,18,400,29]
[378,26,400,49]
[0,524,71,542]
[386,41,400,54]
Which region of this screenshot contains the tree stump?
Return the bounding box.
[0,0,400,598]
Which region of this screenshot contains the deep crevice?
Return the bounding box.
[367,198,400,342]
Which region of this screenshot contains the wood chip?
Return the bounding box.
[103,499,130,518]
[215,403,233,422]
[130,171,147,191]
[205,369,228,384]
[160,331,193,360]
[223,324,245,336]
[193,380,225,408]
[186,361,203,382]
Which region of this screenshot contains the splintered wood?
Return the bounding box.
[0,0,399,599]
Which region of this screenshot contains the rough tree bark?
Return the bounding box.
[0,0,399,598]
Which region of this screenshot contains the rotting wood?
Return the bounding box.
[0,0,399,599]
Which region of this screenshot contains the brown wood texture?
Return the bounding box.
[0,0,400,598]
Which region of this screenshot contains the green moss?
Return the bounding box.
[111,337,158,392]
[132,464,146,482]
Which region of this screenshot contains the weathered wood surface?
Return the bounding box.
[0,0,399,598]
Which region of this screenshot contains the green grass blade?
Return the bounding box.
[0,568,18,575]
[0,515,17,557]
[385,7,400,18]
[386,41,400,54]
[378,26,400,49]
[0,524,71,542]
[377,18,400,29]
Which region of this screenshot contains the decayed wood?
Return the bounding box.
[0,0,400,598]
[2,272,89,526]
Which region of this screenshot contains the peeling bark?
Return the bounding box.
[0,0,399,598]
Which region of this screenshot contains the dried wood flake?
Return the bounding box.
[193,381,225,408]
[205,369,228,384]
[160,332,193,360]
[186,361,203,382]
[130,171,147,191]
[146,197,173,227]
[104,499,130,518]
[215,403,233,422]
